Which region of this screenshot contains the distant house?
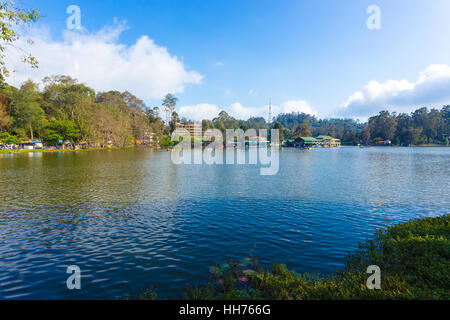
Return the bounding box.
[283,140,295,147]
[135,131,156,146]
[294,137,320,148]
[375,139,391,145]
[316,135,341,148]
[246,136,269,146]
[20,141,43,150]
[176,122,202,137]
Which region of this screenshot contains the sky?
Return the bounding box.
[6,0,450,122]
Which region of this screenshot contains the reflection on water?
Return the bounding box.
[0,147,449,299]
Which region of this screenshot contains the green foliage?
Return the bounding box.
[160,135,173,146]
[294,119,312,138]
[0,77,163,146]
[346,214,449,299]
[0,131,19,143]
[181,215,449,300]
[274,107,450,145]
[368,110,397,141]
[44,120,80,143]
[11,88,46,139]
[368,107,449,145]
[271,121,284,141]
[138,288,157,300]
[0,1,40,81]
[162,93,178,123]
[1,74,448,148]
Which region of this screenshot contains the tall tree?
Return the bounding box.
[162,93,177,124]
[369,110,397,141]
[11,89,45,140]
[272,121,284,141]
[44,120,80,144]
[0,92,10,130]
[294,119,312,137]
[43,77,95,141]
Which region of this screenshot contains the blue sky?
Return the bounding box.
[9,0,450,121]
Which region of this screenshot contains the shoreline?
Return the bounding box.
[342,144,449,147]
[1,144,449,154]
[0,145,160,154]
[177,214,449,300]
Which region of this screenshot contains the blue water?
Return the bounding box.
[0,147,448,299]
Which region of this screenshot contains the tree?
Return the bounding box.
[20,79,40,92]
[162,93,177,124]
[246,117,267,130]
[213,111,239,132]
[43,80,95,121]
[369,111,397,141]
[361,126,370,145]
[0,131,19,143]
[294,119,312,138]
[42,75,77,86]
[44,120,80,144]
[239,122,249,132]
[202,119,214,132]
[43,77,95,140]
[11,89,45,139]
[0,2,40,81]
[146,106,162,124]
[0,92,10,129]
[272,121,284,141]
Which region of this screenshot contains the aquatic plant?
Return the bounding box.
[182,215,449,300]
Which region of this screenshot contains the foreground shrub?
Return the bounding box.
[183,215,449,300]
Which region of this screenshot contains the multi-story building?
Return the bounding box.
[316,135,341,148]
[176,122,202,136]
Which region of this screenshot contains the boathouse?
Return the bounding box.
[294,137,319,148]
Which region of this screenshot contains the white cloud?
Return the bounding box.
[278,100,318,116]
[178,103,220,121]
[178,100,317,121]
[214,61,224,67]
[339,64,450,117]
[7,22,203,101]
[228,102,264,119]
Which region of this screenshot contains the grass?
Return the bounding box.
[177,215,449,300]
[409,144,449,147]
[0,145,153,154]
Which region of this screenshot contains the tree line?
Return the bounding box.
[271,107,449,145]
[0,76,449,147]
[0,76,169,146]
[179,106,449,146]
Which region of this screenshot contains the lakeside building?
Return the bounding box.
[176,122,202,136]
[294,137,320,148]
[288,136,341,148]
[134,131,157,146]
[246,136,269,146]
[375,139,392,145]
[316,135,341,148]
[20,141,44,150]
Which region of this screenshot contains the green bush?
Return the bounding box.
[160,135,174,146]
[43,120,80,144]
[0,132,20,144]
[182,215,449,300]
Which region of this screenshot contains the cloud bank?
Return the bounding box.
[178,100,317,121]
[339,64,450,117]
[7,22,203,100]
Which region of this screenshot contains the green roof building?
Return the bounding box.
[294,137,320,147]
[316,135,341,148]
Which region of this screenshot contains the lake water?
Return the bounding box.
[0,147,448,299]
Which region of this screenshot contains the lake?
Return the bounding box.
[0,147,448,299]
